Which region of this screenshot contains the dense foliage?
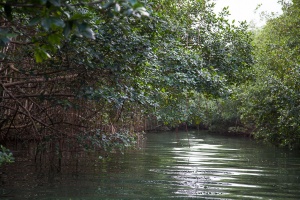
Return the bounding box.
[0,0,252,139]
[0,0,151,140]
[208,0,300,149]
[1,0,299,155]
[237,0,300,148]
[144,0,254,127]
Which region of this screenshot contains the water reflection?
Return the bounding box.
[150,132,300,199]
[1,131,300,199]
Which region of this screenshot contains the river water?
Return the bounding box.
[1,131,300,199]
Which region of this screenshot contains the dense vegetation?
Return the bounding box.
[0,0,299,164]
[208,0,300,149]
[237,0,300,149]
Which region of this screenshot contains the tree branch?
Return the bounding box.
[2,74,78,87]
[0,82,40,135]
[0,93,75,99]
[0,1,105,8]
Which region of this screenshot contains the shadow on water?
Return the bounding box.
[1,131,300,199]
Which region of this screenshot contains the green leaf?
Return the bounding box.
[82,28,95,39]
[78,23,95,39]
[129,0,137,6]
[51,18,65,28]
[0,29,18,47]
[34,50,43,63]
[48,0,61,7]
[132,2,143,9]
[0,37,10,46]
[126,8,133,15]
[39,0,48,4]
[29,17,41,26]
[48,34,61,45]
[41,18,51,31]
[63,21,72,37]
[70,13,84,20]
[41,17,65,31]
[63,11,70,19]
[135,7,149,17]
[103,1,114,9]
[0,53,5,59]
[34,48,51,63]
[5,33,18,38]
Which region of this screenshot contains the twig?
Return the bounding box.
[1,82,39,135]
[1,104,57,133]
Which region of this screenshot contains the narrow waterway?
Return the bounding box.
[1,131,300,199]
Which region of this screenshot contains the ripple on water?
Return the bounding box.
[2,131,300,199]
[146,132,300,199]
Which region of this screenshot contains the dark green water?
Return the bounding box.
[1,131,300,199]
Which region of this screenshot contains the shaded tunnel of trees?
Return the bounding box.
[1,0,300,164]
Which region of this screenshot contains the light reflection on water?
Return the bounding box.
[1,131,300,199]
[148,132,300,199]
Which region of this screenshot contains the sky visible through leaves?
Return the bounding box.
[213,0,283,27]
